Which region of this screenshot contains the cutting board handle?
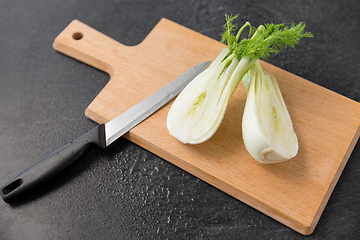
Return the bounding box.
[53,19,125,76]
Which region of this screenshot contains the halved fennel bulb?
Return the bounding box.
[242,61,298,163]
[167,48,253,144]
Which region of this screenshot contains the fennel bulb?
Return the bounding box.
[167,14,312,162]
[167,48,255,144]
[242,61,298,163]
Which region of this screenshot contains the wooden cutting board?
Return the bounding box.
[53,18,360,235]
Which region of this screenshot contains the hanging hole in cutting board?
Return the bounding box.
[73,32,83,40]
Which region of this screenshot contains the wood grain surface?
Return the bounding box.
[53,18,360,235]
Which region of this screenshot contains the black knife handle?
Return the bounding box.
[0,124,106,203]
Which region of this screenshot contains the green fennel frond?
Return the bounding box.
[221,13,240,49]
[221,15,313,61]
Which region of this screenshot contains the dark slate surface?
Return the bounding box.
[1,0,359,239]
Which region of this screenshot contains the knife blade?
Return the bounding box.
[0,61,210,203]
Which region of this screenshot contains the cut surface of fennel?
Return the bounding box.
[242,61,298,163]
[167,48,254,144]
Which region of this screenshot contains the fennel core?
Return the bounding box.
[167,14,312,163]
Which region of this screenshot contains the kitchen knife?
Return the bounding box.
[0,61,210,203]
